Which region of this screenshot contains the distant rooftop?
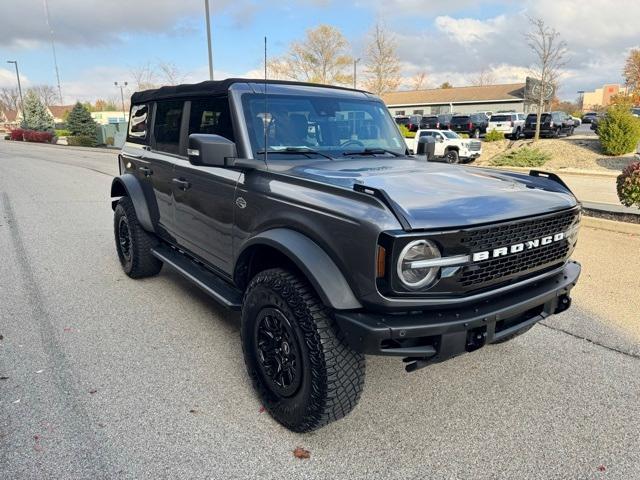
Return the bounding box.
[382,83,526,106]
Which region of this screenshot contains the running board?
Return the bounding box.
[151,245,243,310]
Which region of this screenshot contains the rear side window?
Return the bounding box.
[154,100,184,154]
[128,104,148,141]
[189,97,234,141]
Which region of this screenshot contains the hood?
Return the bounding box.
[279,158,577,230]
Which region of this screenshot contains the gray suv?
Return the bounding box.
[111,79,581,432]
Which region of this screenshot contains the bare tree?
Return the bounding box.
[28,84,59,106]
[157,61,185,85]
[271,25,353,85]
[362,23,401,96]
[410,71,428,91]
[0,87,21,111]
[131,62,158,91]
[471,68,496,87]
[526,17,567,141]
[623,48,640,91]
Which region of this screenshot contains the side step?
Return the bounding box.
[151,245,243,310]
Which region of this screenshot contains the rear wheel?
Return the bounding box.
[241,268,365,432]
[445,149,460,164]
[114,197,162,278]
[511,128,520,140]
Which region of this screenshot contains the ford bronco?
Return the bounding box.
[111,79,581,432]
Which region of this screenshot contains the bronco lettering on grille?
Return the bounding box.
[471,232,565,262]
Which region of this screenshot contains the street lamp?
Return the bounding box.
[6,60,24,114]
[114,81,128,121]
[353,58,361,89]
[576,90,585,111]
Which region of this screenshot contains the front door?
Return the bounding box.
[171,96,240,275]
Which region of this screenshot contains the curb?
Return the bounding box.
[582,216,640,235]
[1,139,118,155]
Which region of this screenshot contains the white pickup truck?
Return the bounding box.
[409,129,482,163]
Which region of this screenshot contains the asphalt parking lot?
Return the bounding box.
[1,140,639,479]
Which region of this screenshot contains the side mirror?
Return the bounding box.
[188,134,237,167]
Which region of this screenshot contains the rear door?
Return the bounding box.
[171,96,240,274]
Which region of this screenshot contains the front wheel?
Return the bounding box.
[241,268,365,432]
[445,149,460,164]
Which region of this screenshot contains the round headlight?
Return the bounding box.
[396,239,441,290]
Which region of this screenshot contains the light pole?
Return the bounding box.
[114,82,128,121]
[576,90,585,112]
[204,0,214,80]
[353,58,361,89]
[6,60,24,114]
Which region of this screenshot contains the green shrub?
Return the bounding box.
[484,129,505,142]
[598,105,640,155]
[490,147,551,167]
[617,162,640,208]
[55,129,70,137]
[459,133,470,138]
[67,135,97,147]
[67,102,98,137]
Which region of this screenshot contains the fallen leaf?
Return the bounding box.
[88,389,97,394]
[34,434,40,441]
[63,327,75,333]
[0,376,8,381]
[97,423,106,428]
[0,334,4,340]
[597,465,606,472]
[293,447,310,459]
[189,409,198,414]
[258,406,266,414]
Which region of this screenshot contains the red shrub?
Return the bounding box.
[9,128,25,141]
[22,130,53,143]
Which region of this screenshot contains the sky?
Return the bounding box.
[0,0,638,104]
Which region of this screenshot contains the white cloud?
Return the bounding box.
[435,15,507,45]
[0,68,30,89]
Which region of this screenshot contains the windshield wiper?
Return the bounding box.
[342,148,402,157]
[256,147,335,161]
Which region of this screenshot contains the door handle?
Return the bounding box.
[138,166,153,176]
[172,178,191,191]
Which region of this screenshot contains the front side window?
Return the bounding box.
[128,104,148,140]
[241,94,406,158]
[188,97,234,141]
[154,100,184,154]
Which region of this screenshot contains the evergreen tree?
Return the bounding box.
[66,102,98,137]
[20,90,54,131]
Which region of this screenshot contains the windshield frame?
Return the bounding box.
[235,86,407,161]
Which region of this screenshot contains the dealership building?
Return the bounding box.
[381,83,534,116]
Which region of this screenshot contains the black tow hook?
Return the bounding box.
[555,294,572,314]
[403,355,437,373]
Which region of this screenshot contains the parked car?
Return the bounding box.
[582,112,598,124]
[406,114,422,132]
[571,116,582,127]
[419,115,440,129]
[450,113,489,138]
[414,129,482,163]
[112,78,581,432]
[590,114,605,134]
[394,115,410,127]
[487,112,526,139]
[523,112,574,138]
[632,107,640,118]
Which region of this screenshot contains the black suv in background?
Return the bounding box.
[582,112,598,124]
[395,114,422,132]
[419,115,440,129]
[450,113,489,138]
[111,79,581,432]
[523,112,575,138]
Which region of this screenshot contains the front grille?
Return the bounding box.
[468,141,481,151]
[457,209,579,289]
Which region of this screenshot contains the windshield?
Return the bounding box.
[241,93,406,158]
[442,131,460,139]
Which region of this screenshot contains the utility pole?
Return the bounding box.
[6,60,24,113]
[114,82,128,121]
[43,0,63,105]
[353,58,361,89]
[204,0,214,80]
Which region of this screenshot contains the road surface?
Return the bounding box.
[1,140,639,479]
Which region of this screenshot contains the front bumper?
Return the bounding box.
[334,261,580,371]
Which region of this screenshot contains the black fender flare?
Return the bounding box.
[238,228,362,311]
[110,174,154,232]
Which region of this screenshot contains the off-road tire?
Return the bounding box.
[241,268,365,432]
[114,197,162,278]
[445,149,460,164]
[490,324,534,344]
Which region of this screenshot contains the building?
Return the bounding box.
[381,83,531,117]
[0,109,21,131]
[581,84,624,111]
[91,111,129,125]
[48,105,75,123]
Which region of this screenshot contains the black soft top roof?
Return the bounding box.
[130,78,366,104]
